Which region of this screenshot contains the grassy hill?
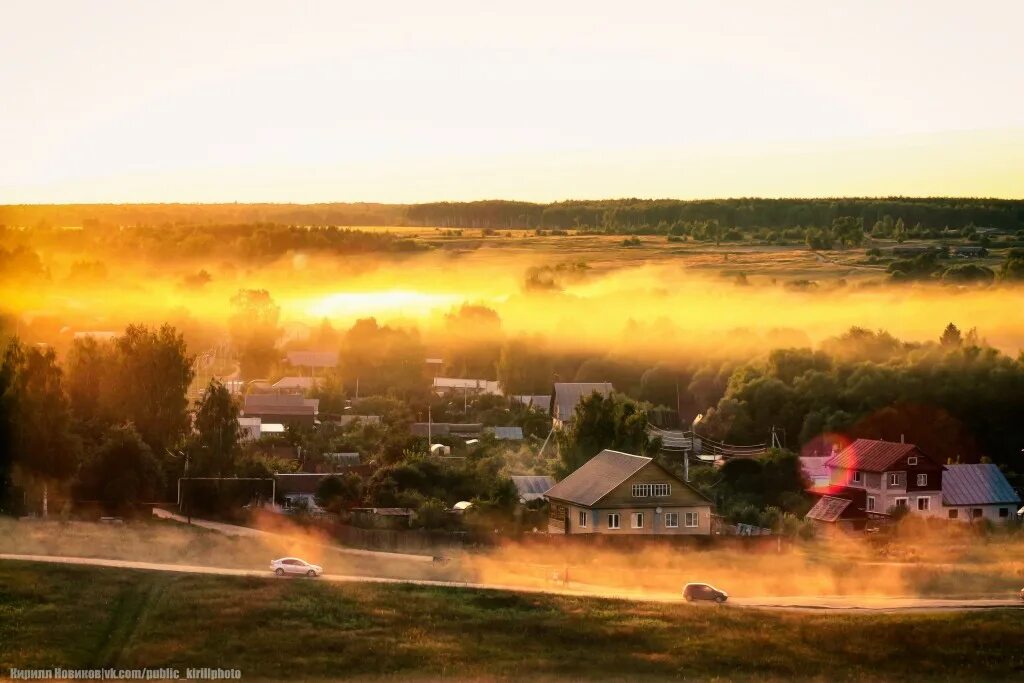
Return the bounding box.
[2,561,1023,681]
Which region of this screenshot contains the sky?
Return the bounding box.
[2,0,1023,203]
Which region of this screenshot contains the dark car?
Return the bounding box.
[683,582,728,603]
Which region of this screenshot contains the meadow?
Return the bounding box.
[2,561,1023,681]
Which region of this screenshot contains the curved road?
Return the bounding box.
[2,553,1021,612]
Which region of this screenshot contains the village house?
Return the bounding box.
[243,393,319,427]
[941,463,1021,522]
[511,395,551,414]
[432,376,502,396]
[551,382,614,428]
[823,439,944,516]
[510,475,555,504]
[544,449,713,535]
[272,376,321,392]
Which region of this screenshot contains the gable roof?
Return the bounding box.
[244,394,319,416]
[942,464,1021,506]
[827,439,929,472]
[552,382,614,421]
[510,475,556,502]
[545,449,652,506]
[806,495,853,523]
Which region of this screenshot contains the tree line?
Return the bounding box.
[5,197,1022,232]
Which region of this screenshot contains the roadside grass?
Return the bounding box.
[1,562,1023,681]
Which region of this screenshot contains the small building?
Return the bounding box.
[489,426,524,441]
[511,395,551,414]
[941,463,1021,522]
[432,377,502,396]
[551,382,614,428]
[410,422,483,438]
[955,246,988,258]
[335,414,382,427]
[804,486,883,532]
[510,475,555,503]
[237,416,262,442]
[243,394,319,427]
[272,376,322,392]
[799,456,831,488]
[350,507,413,530]
[544,449,713,535]
[274,473,332,511]
[825,439,944,516]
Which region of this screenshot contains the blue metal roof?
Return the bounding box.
[942,464,1021,506]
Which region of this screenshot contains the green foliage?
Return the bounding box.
[338,318,428,399]
[192,380,240,477]
[941,263,994,283]
[315,474,363,513]
[77,423,163,513]
[555,392,652,477]
[229,289,281,380]
[997,248,1024,281]
[702,327,1024,483]
[887,251,940,280]
[7,342,79,485]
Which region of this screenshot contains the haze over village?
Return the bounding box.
[3,2,1024,681]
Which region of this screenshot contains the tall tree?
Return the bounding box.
[555,392,652,477]
[113,325,195,455]
[78,424,163,514]
[10,343,79,516]
[0,340,18,514]
[229,289,281,379]
[193,380,240,477]
[940,323,963,348]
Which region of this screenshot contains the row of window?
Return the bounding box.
[867,495,931,511]
[576,510,699,529]
[632,482,671,497]
[852,472,928,487]
[949,507,1011,519]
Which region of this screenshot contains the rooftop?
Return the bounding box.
[942,464,1021,506]
[552,382,614,421]
[828,439,925,472]
[545,449,651,507]
[806,495,853,523]
[510,475,555,502]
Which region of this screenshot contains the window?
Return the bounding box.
[908,456,918,466]
[867,496,875,511]
[665,512,679,528]
[578,510,587,528]
[684,512,699,528]
[852,471,862,484]
[889,473,900,486]
[999,508,1009,518]
[894,498,908,509]
[631,512,644,529]
[948,509,959,519]
[632,482,671,497]
[607,513,620,529]
[916,474,928,487]
[917,496,930,511]
[972,508,983,519]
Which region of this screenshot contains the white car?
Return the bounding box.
[270,557,323,577]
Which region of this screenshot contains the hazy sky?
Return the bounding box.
[3,1,1023,203]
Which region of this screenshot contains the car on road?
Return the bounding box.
[270,557,323,577]
[683,582,728,603]
[1018,587,1024,602]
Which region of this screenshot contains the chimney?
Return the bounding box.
[900,433,905,444]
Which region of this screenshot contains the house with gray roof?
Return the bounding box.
[544,449,713,535]
[551,382,614,428]
[510,475,555,503]
[941,463,1021,522]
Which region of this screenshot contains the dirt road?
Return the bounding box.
[3,552,1021,612]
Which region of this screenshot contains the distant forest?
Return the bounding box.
[3,198,1023,232]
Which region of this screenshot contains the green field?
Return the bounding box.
[2,562,1023,681]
